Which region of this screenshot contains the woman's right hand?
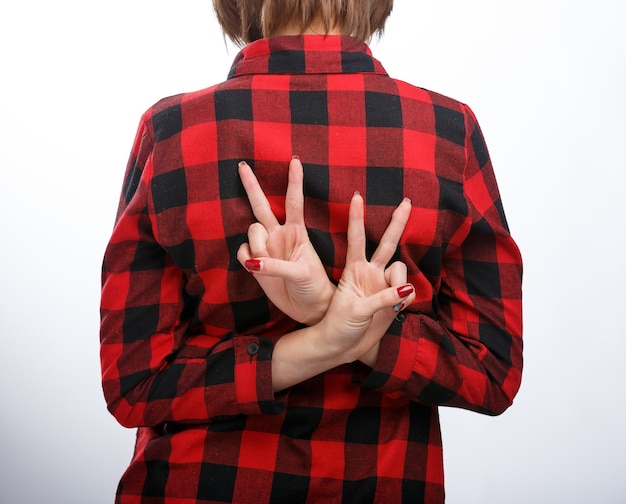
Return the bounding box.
[316,191,415,364]
[270,191,415,391]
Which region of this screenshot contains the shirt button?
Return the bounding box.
[247,342,260,355]
[395,312,407,324]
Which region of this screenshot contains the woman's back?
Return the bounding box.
[101,31,521,504]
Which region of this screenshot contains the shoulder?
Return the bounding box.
[139,82,230,143]
[391,78,473,116]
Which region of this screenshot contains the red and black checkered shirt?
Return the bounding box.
[101,35,523,504]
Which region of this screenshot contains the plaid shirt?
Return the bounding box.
[101,35,523,504]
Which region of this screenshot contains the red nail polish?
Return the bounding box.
[397,284,414,297]
[245,259,262,272]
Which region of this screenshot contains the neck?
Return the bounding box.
[274,16,344,37]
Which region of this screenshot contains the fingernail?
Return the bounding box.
[393,302,405,312]
[354,190,361,196]
[238,161,247,167]
[292,154,300,160]
[397,284,414,297]
[245,259,262,271]
[403,197,411,204]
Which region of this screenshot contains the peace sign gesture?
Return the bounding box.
[237,157,335,325]
[238,156,415,387]
[237,156,414,338]
[315,190,414,364]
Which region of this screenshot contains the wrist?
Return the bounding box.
[271,323,345,391]
[314,312,362,365]
[301,281,337,326]
[358,342,381,368]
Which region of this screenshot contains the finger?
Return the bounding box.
[285,157,305,226]
[384,261,408,288]
[237,242,253,266]
[371,198,411,267]
[359,283,415,317]
[238,161,280,229]
[240,256,310,282]
[247,222,270,257]
[346,192,366,264]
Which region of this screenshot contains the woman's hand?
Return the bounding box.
[237,157,335,325]
[316,191,414,364]
[270,191,415,391]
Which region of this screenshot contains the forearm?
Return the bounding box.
[358,343,380,368]
[271,325,345,392]
[101,318,285,428]
[101,234,284,427]
[361,309,522,415]
[358,104,524,413]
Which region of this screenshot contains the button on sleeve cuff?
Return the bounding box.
[233,336,286,415]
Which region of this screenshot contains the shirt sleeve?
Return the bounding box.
[99,114,284,429]
[361,104,523,415]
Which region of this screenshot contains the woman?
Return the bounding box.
[100,1,523,502]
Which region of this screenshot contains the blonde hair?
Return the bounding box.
[212,0,393,45]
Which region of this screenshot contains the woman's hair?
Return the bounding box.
[212,0,393,45]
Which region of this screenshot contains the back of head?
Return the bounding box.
[213,0,393,45]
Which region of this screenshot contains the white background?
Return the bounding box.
[1,1,625,502]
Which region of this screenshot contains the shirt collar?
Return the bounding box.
[227,35,388,79]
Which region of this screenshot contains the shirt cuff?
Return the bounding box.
[360,314,421,394]
[233,335,286,415]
